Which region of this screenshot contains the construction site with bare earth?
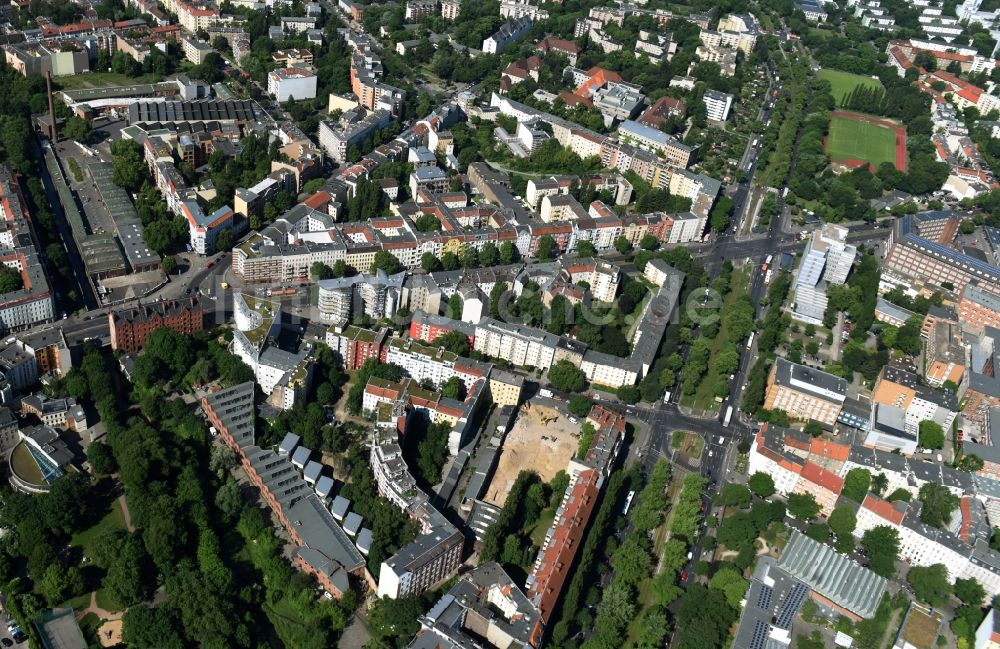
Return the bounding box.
[484,402,579,506]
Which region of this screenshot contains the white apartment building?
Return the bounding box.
[280,16,317,33]
[370,436,412,510]
[644,258,673,287]
[440,0,460,19]
[559,258,621,303]
[854,495,1000,594]
[666,213,704,244]
[699,13,758,53]
[919,7,962,41]
[747,431,804,495]
[0,288,53,332]
[181,36,213,64]
[499,0,548,20]
[482,16,533,54]
[580,351,638,387]
[703,90,734,122]
[316,271,405,326]
[268,67,318,102]
[473,318,557,369]
[384,338,488,391]
[540,195,587,222]
[634,29,676,63]
[230,293,310,410]
[181,201,234,256]
[405,0,437,20]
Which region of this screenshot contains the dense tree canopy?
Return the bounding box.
[861,525,900,578]
[906,564,951,607]
[918,483,960,529]
[548,360,587,392]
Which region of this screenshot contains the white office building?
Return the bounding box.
[792,224,857,325]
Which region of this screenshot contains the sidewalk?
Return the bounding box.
[676,403,720,420]
[117,495,135,533]
[75,591,123,622]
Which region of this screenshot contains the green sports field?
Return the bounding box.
[818,69,883,105]
[826,115,898,168]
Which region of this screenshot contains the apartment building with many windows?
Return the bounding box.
[764,358,847,426]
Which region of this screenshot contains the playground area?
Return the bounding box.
[484,403,578,505]
[97,620,123,647]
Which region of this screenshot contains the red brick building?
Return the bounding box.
[109,297,204,353]
[328,325,389,371]
[408,311,475,346]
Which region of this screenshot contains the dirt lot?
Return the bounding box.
[484,403,578,505]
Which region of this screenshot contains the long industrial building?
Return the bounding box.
[128,99,262,125]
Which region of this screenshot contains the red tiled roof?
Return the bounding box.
[799,461,844,494]
[575,67,623,98]
[784,434,811,452]
[559,91,592,108]
[958,497,972,543]
[808,438,850,462]
[586,404,626,434]
[537,37,582,55]
[41,19,112,35]
[888,46,913,70]
[958,86,982,104]
[302,191,331,209]
[364,383,401,400]
[935,50,972,62]
[527,469,600,623]
[862,494,905,525]
[778,457,804,474]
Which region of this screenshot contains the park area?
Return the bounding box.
[679,261,753,412]
[484,403,578,506]
[826,111,907,172]
[818,69,883,106]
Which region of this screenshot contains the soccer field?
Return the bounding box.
[818,69,883,106]
[826,116,899,168]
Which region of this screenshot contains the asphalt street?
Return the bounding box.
[60,254,234,345]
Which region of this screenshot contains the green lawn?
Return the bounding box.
[61,592,91,611]
[528,508,556,547]
[818,69,883,105]
[94,587,120,613]
[54,71,163,90]
[78,613,102,645]
[71,498,126,559]
[10,442,44,486]
[826,115,898,168]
